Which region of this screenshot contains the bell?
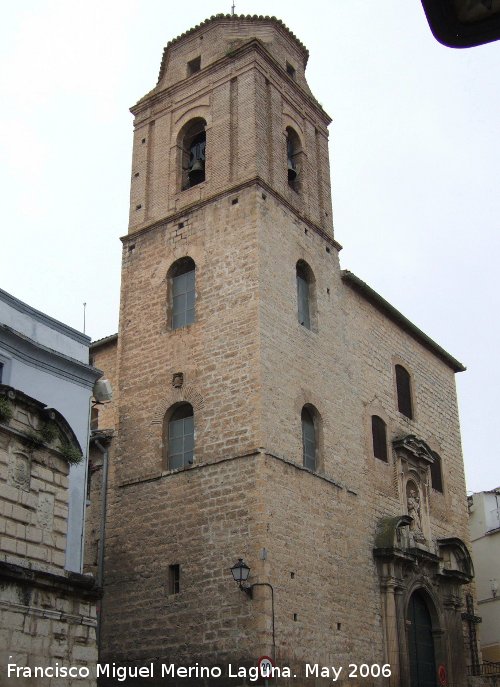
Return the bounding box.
[188,159,205,185]
[288,158,297,182]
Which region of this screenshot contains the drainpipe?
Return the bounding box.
[93,438,109,649]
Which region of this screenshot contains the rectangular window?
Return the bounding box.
[395,365,413,419]
[372,416,388,462]
[169,564,180,594]
[187,56,201,76]
[286,62,296,80]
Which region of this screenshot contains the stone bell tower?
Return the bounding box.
[99,13,474,687]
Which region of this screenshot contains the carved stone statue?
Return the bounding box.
[406,482,424,538]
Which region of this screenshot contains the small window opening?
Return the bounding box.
[290,572,295,579]
[231,197,239,205]
[168,564,180,594]
[371,415,388,462]
[141,138,146,144]
[293,613,298,621]
[395,365,413,419]
[296,261,312,329]
[302,406,317,471]
[326,246,331,253]
[337,623,341,631]
[136,204,142,210]
[187,56,201,76]
[430,453,443,492]
[286,62,296,80]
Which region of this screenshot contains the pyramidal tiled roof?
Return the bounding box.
[157,14,309,84]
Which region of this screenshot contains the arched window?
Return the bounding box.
[430,453,443,492]
[169,257,195,330]
[286,127,301,192]
[180,118,206,190]
[371,415,388,462]
[296,260,315,330]
[302,405,318,471]
[165,404,194,470]
[395,364,413,419]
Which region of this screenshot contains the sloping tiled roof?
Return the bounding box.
[90,333,118,349]
[157,14,309,84]
[341,271,465,373]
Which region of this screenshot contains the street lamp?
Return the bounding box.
[230,558,251,594]
[230,558,277,665]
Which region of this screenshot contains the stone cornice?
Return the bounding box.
[0,560,101,600]
[121,177,341,251]
[0,325,101,389]
[132,38,330,126]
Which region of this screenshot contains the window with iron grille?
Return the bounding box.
[170,258,195,330]
[296,262,311,329]
[302,406,317,471]
[167,404,194,470]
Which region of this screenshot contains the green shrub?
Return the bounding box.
[59,442,83,465]
[0,397,13,423]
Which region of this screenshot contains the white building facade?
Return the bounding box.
[0,287,100,571]
[469,488,500,663]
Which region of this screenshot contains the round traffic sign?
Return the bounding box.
[258,656,274,678]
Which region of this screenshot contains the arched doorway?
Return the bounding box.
[407,590,437,687]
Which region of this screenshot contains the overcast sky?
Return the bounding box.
[1,1,498,493]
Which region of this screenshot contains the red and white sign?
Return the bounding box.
[258,656,274,679]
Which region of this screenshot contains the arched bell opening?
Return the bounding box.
[286,126,302,193]
[179,118,207,190]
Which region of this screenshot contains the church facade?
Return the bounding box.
[90,15,476,687]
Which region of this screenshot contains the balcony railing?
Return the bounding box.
[467,662,500,676]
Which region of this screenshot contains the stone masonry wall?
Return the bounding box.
[0,389,98,687]
[97,16,473,687]
[90,338,118,432]
[128,24,332,238]
[0,400,69,574]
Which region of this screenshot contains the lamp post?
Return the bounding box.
[230,559,277,667]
